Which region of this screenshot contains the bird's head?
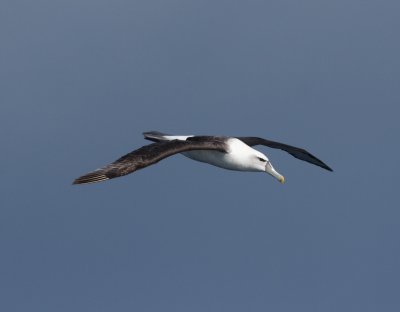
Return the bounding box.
[253,151,285,184]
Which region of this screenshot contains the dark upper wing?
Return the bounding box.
[73,139,227,185]
[237,137,333,171]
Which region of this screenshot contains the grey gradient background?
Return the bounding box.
[1,0,399,311]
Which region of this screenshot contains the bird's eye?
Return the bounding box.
[258,157,266,162]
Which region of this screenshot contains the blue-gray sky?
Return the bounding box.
[1,0,399,311]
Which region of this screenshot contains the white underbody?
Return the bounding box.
[183,149,263,172]
[148,133,284,182]
[164,135,266,172]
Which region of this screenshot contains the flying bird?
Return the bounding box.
[73,131,332,185]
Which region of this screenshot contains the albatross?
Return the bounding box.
[73,131,332,185]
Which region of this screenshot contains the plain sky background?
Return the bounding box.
[1,0,399,311]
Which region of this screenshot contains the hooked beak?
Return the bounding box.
[265,162,285,184]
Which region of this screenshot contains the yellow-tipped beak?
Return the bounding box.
[279,176,285,184]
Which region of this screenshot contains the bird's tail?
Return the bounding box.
[143,131,171,142]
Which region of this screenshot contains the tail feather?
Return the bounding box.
[143,131,170,142]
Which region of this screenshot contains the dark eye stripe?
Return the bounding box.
[258,157,266,162]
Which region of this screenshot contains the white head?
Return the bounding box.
[226,138,285,183]
[251,150,285,184]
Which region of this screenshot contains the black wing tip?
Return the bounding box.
[311,157,333,172]
[301,150,333,172]
[321,164,333,172]
[72,171,109,185]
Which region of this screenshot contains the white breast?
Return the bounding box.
[182,138,262,172]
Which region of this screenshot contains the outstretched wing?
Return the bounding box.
[237,137,332,171]
[73,139,227,185]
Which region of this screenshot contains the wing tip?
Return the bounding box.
[313,160,333,172]
[316,159,333,172]
[72,171,110,185]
